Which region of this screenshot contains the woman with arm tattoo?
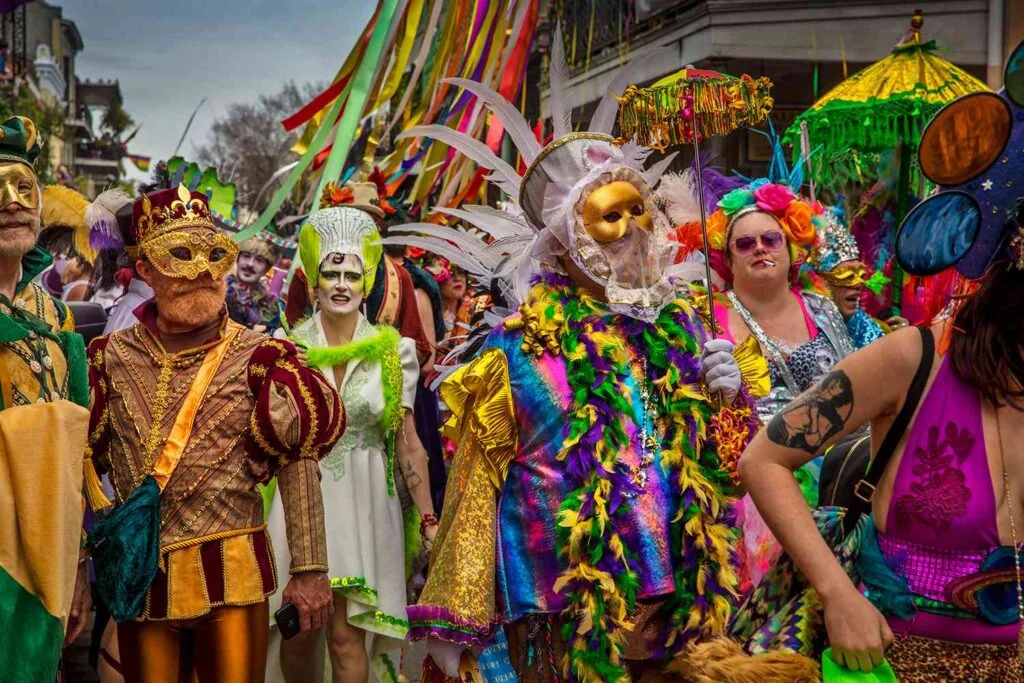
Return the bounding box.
[741,66,1024,677]
[674,169,856,591]
[266,205,435,683]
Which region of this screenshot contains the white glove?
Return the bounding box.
[701,338,741,406]
[427,637,470,678]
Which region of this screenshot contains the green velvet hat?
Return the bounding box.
[0,116,41,167]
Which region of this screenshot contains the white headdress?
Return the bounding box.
[298,206,383,295]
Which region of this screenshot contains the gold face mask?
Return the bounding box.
[581,180,653,243]
[142,229,239,280]
[0,163,39,210]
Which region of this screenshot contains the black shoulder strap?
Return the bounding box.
[855,326,935,501]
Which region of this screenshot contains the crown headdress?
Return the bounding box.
[134,184,215,248]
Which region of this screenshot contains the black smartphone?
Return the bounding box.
[274,602,301,640]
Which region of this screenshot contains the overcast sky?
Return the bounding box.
[70,0,376,182]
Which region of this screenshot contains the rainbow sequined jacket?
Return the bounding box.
[407,276,758,673]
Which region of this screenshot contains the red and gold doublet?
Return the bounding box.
[87,310,343,621]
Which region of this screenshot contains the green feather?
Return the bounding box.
[361,231,384,296]
[298,223,322,287]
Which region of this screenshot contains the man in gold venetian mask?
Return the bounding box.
[399,123,754,680]
[83,185,345,682]
[0,115,95,681]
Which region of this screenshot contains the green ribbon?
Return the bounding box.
[234,0,401,243]
[311,0,401,214]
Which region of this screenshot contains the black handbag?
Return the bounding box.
[818,326,935,536]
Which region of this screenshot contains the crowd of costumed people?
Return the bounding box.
[1,5,1023,683]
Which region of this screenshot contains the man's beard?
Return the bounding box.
[0,210,40,258]
[156,277,226,328]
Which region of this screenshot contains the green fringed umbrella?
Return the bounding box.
[784,10,989,187]
[785,10,989,313]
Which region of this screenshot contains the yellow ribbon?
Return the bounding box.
[152,323,241,490]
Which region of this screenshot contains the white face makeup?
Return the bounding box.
[316,252,365,318]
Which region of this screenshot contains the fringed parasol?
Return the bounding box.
[785,10,990,186]
[618,68,774,149]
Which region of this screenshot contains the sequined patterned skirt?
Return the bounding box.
[886,635,1023,682]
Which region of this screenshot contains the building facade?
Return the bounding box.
[540,0,1019,178]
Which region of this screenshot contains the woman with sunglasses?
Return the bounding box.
[698,179,855,590]
[704,180,855,426]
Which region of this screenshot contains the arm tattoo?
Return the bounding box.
[402,458,422,492]
[766,370,854,454]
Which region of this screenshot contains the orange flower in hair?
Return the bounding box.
[781,200,816,246]
[705,208,729,251]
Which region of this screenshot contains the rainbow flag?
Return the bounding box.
[129,154,151,172]
[0,402,89,681]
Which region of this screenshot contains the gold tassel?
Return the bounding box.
[83,456,113,511]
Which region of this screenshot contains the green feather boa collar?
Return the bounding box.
[304,324,404,495]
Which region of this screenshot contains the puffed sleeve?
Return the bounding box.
[247,338,345,573]
[399,336,418,410]
[83,335,113,511]
[407,347,516,646]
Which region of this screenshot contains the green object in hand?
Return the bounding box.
[822,648,898,682]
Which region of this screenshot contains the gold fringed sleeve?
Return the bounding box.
[408,348,518,646]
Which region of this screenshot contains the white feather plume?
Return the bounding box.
[379,235,491,278]
[463,204,537,233]
[432,205,532,240]
[387,223,502,271]
[642,152,678,190]
[654,170,701,227]
[399,125,521,196]
[547,24,573,139]
[444,77,542,164]
[85,187,133,249]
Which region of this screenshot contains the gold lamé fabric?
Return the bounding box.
[89,321,333,574]
[0,283,71,406]
[732,334,771,399]
[418,348,518,631]
[118,602,269,683]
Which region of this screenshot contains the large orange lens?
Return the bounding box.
[918,92,1011,186]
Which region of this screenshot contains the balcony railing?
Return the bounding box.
[549,0,698,73]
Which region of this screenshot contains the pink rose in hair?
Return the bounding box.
[753,183,795,215]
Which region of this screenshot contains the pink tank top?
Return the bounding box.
[876,356,1018,643]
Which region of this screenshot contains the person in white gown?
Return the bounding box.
[267,205,438,683]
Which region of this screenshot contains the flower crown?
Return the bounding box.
[705,179,819,252]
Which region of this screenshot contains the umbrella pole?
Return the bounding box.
[691,136,718,338]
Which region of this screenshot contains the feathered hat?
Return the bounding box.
[86,186,134,251]
[382,26,677,309]
[41,185,97,265]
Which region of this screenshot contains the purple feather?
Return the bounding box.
[692,153,747,210]
[89,219,125,250]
